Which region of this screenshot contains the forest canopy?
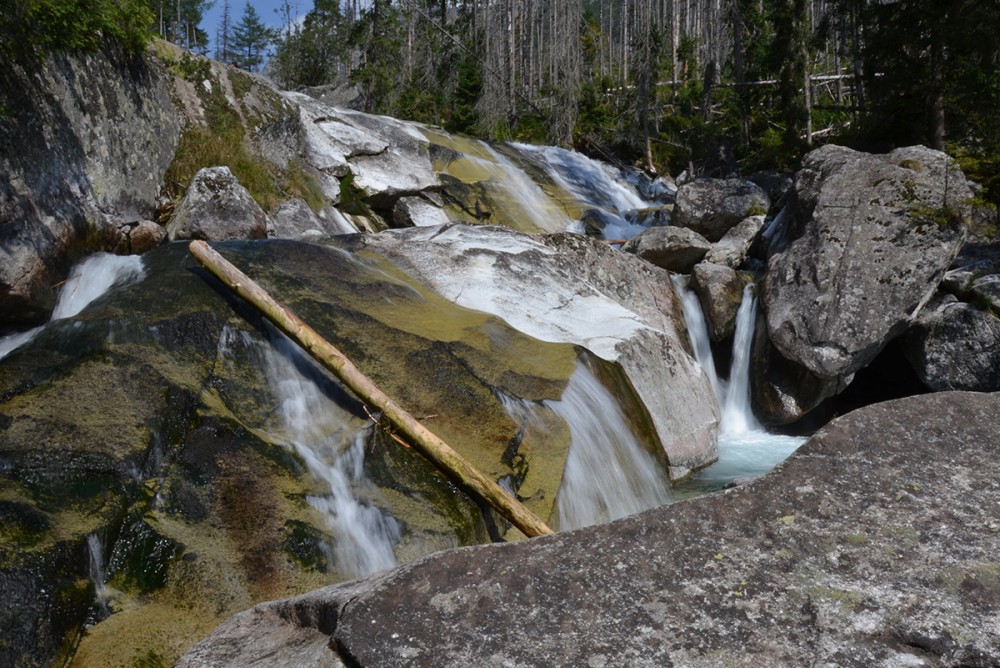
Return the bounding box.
[3,0,998,207]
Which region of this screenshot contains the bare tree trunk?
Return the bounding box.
[188,241,555,539]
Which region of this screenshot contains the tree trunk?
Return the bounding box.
[188,241,555,539]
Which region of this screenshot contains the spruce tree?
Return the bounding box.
[232,2,276,72]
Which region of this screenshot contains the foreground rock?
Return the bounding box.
[759,145,972,422]
[182,391,1000,667]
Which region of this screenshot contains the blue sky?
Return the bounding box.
[202,0,316,55]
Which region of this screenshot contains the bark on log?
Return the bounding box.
[189,240,554,538]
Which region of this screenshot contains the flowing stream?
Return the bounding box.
[0,253,145,361]
[87,533,110,618]
[260,332,400,579]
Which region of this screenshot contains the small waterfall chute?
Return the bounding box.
[672,277,806,491]
[543,361,671,530]
[719,285,763,436]
[261,333,400,579]
[87,533,111,619]
[0,253,145,361]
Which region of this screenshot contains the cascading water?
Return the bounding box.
[673,278,806,493]
[512,142,662,241]
[0,253,145,361]
[260,332,400,579]
[87,533,110,618]
[719,285,763,435]
[469,141,577,233]
[673,275,725,403]
[503,362,672,531]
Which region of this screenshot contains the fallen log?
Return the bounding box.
[189,240,554,538]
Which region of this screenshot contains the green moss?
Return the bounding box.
[899,158,923,172]
[808,584,863,614]
[908,202,966,232]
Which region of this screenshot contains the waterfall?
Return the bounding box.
[672,275,725,404]
[0,253,145,361]
[473,141,576,233]
[719,285,763,435]
[671,277,806,492]
[87,533,110,618]
[261,334,399,579]
[544,362,671,530]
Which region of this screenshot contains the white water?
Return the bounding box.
[673,277,806,488]
[473,141,577,233]
[261,334,399,579]
[542,362,672,530]
[719,285,763,435]
[673,275,725,403]
[87,533,110,617]
[0,253,145,361]
[512,142,659,240]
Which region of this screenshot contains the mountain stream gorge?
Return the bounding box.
[2,54,997,666]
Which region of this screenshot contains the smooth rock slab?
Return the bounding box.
[182,391,1000,667]
[361,223,719,478]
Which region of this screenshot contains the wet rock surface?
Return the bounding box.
[362,224,720,478]
[183,391,1000,667]
[690,262,747,342]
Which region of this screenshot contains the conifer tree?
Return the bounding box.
[232,2,276,72]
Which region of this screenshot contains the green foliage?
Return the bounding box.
[284,160,326,213]
[1,0,154,57]
[270,0,348,88]
[231,2,277,73]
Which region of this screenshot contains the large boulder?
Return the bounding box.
[181,391,1000,667]
[167,166,268,240]
[902,293,1000,391]
[621,225,711,272]
[759,145,972,420]
[673,178,770,242]
[0,46,180,326]
[363,224,719,479]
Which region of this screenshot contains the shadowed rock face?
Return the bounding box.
[0,46,180,326]
[181,391,1000,668]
